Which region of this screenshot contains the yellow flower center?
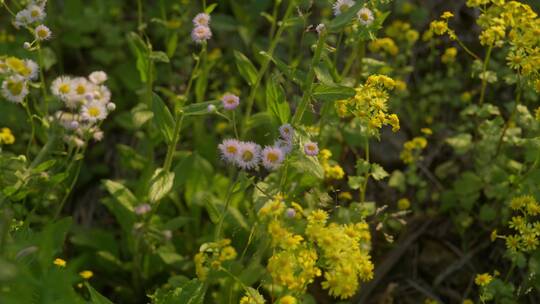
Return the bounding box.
[226,145,237,154]
[88,107,101,117]
[76,85,86,95]
[242,150,254,161]
[59,83,70,94]
[266,152,279,163]
[37,29,48,38]
[7,80,23,95]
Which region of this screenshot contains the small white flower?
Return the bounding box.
[218,138,241,164]
[191,25,212,44]
[193,13,211,27]
[1,75,29,103]
[34,24,52,41]
[236,141,261,170]
[23,42,32,49]
[285,208,296,218]
[357,7,374,26]
[27,4,46,23]
[88,71,108,84]
[69,120,79,130]
[261,146,285,170]
[207,104,216,113]
[81,100,107,123]
[106,102,116,111]
[316,23,326,35]
[14,9,32,29]
[92,130,104,141]
[93,85,111,104]
[51,76,73,102]
[333,0,355,16]
[23,59,39,80]
[71,77,95,101]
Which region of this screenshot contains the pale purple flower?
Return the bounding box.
[218,138,241,164]
[304,141,319,156]
[221,93,240,110]
[191,25,212,43]
[236,141,261,170]
[193,13,211,27]
[279,124,294,140]
[285,208,296,218]
[135,204,151,215]
[261,146,284,170]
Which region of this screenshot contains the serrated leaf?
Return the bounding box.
[234,51,258,85]
[152,93,175,143]
[371,163,389,180]
[149,168,175,203]
[312,84,356,102]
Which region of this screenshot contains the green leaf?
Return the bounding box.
[182,100,220,116]
[446,133,472,155]
[149,168,175,203]
[205,3,218,14]
[479,204,497,222]
[86,283,115,304]
[312,84,356,102]
[102,180,136,233]
[371,163,389,180]
[234,51,258,85]
[266,78,290,124]
[150,51,170,63]
[127,32,150,82]
[348,176,364,190]
[152,93,175,143]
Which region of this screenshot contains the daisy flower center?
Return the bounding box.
[307,145,315,151]
[59,83,70,94]
[266,152,279,163]
[226,145,237,154]
[7,81,23,95]
[37,29,48,38]
[339,4,350,13]
[88,107,101,117]
[76,85,86,95]
[242,150,254,161]
[360,13,370,21]
[31,10,40,18]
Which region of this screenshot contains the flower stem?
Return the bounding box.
[291,30,328,125]
[22,101,35,159]
[360,137,370,202]
[241,0,295,137]
[37,43,49,114]
[479,44,493,106]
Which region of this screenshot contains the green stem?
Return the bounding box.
[455,38,480,61]
[163,114,184,172]
[231,111,239,139]
[54,146,85,219]
[342,39,365,78]
[241,0,295,137]
[360,137,370,202]
[291,30,328,125]
[22,101,35,159]
[215,177,239,241]
[495,77,521,157]
[479,44,493,106]
[37,43,49,114]
[136,0,143,32]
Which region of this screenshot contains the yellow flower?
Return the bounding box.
[441,47,458,64]
[338,192,353,201]
[53,258,67,267]
[441,11,454,19]
[278,295,297,304]
[0,128,15,145]
[79,270,94,280]
[463,299,474,304]
[474,273,493,286]
[397,198,411,210]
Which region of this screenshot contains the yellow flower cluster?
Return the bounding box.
[400,137,428,164]
[385,20,419,44]
[499,195,540,253]
[441,47,458,64]
[337,75,400,133]
[319,149,345,180]
[368,38,399,56]
[306,210,374,299]
[194,239,237,280]
[0,128,15,145]
[267,244,321,292]
[428,12,458,40]
[474,273,493,286]
[239,288,266,304]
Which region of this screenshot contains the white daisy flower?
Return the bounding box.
[14,9,32,29]
[71,77,95,101]
[93,85,111,104]
[88,71,108,84]
[218,138,241,164]
[333,0,355,16]
[23,59,39,80]
[279,123,294,140]
[304,141,319,156]
[316,23,326,35]
[236,141,261,170]
[51,76,74,102]
[81,100,107,123]
[262,146,285,170]
[193,13,211,27]
[191,25,212,44]
[1,75,29,103]
[27,4,46,23]
[34,24,52,41]
[357,7,374,26]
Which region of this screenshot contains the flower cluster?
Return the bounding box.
[493,195,540,253]
[400,136,428,164]
[306,209,374,299]
[0,56,38,103]
[0,128,15,145]
[319,149,345,180]
[385,20,419,44]
[336,75,400,133]
[194,239,237,281]
[368,38,399,57]
[51,71,114,145]
[12,0,53,49]
[191,13,212,44]
[217,124,304,171]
